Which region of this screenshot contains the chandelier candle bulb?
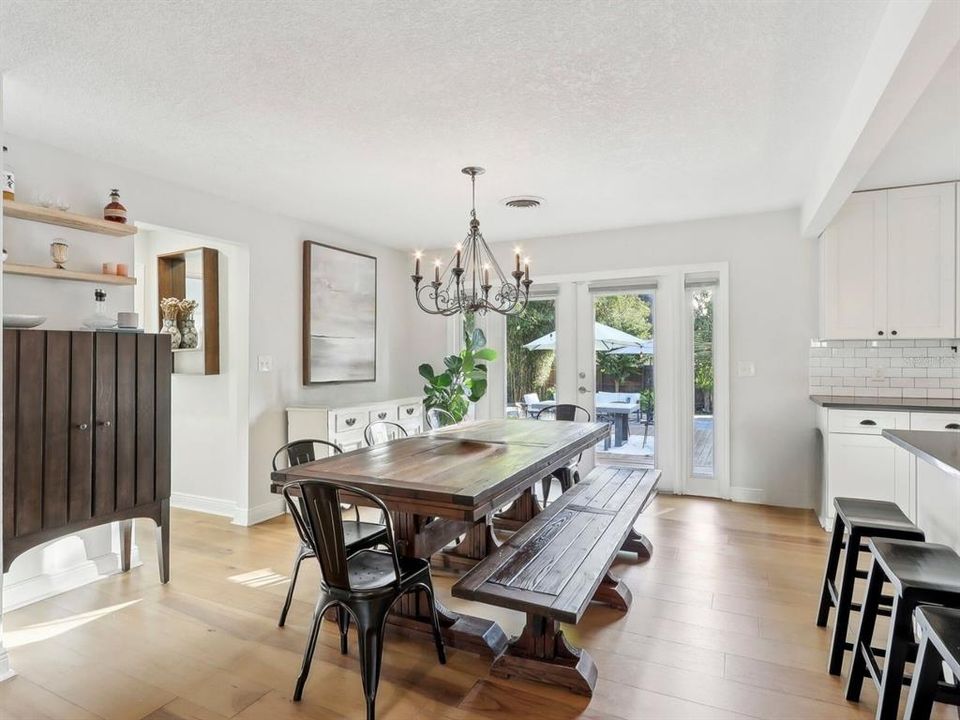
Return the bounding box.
[515,252,520,273]
[414,253,421,277]
[434,260,441,284]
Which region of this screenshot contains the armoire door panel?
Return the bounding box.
[115,334,138,510]
[94,333,118,517]
[3,331,19,541]
[155,336,172,501]
[68,332,95,523]
[136,334,156,505]
[15,330,45,537]
[42,331,72,529]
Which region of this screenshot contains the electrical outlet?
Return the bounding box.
[257,355,272,372]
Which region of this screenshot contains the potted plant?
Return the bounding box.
[419,316,497,422]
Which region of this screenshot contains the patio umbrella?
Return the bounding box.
[604,338,655,355]
[522,322,650,352]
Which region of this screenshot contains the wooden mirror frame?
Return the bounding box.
[157,246,220,375]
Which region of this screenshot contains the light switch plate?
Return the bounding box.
[257,355,272,372]
[737,361,755,377]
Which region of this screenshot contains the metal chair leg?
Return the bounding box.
[279,542,312,627]
[293,594,333,701]
[354,599,391,720]
[540,476,552,506]
[338,606,350,655]
[421,580,447,665]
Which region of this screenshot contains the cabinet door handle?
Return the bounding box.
[859,419,877,426]
[891,330,898,336]
[377,412,387,420]
[76,423,89,431]
[406,407,415,415]
[345,417,356,427]
[946,423,960,430]
[877,330,884,336]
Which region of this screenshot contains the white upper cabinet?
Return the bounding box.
[821,191,887,339]
[821,182,957,339]
[886,183,956,338]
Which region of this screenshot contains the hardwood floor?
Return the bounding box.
[1,495,954,719]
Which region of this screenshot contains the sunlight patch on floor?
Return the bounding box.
[227,568,290,588]
[5,600,140,649]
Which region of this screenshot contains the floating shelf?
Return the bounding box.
[3,199,137,237]
[3,263,137,286]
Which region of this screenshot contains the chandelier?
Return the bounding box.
[412,166,532,316]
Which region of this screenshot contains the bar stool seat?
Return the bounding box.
[817,497,924,676]
[846,539,960,720]
[904,606,960,720]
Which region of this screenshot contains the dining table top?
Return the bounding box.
[270,418,609,521]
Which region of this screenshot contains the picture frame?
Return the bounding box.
[302,241,377,384]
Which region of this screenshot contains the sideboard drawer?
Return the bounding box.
[399,402,422,420]
[334,410,365,433]
[828,409,910,435]
[369,406,397,423]
[910,412,960,432]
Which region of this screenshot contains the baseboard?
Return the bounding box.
[0,646,15,683]
[3,548,141,612]
[730,486,767,504]
[232,498,284,527]
[170,491,236,518]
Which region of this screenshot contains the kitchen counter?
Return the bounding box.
[883,429,960,479]
[811,395,960,412]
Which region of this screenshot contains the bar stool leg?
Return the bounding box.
[903,633,941,720]
[829,528,861,675]
[846,558,885,701]
[876,596,914,720]
[817,514,844,627]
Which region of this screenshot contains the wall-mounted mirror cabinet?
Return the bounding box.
[158,247,220,375]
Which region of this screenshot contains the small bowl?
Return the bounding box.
[3,314,47,328]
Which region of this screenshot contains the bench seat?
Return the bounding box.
[452,465,660,695]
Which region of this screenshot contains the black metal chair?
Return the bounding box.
[272,440,388,627]
[903,606,960,719]
[282,479,446,719]
[363,420,409,446]
[534,404,593,504]
[425,407,458,430]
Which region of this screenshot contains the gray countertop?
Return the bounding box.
[811,395,960,412]
[883,429,960,479]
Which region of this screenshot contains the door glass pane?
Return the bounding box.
[593,292,655,467]
[506,298,557,419]
[691,287,715,478]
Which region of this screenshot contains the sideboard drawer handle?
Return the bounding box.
[859,419,877,426]
[378,412,387,420]
[406,407,415,415]
[946,423,960,430]
[345,417,356,427]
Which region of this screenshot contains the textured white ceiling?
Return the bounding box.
[858,46,960,191]
[0,0,889,249]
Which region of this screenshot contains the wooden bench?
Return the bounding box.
[452,465,660,696]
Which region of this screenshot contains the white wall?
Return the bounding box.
[483,209,819,509]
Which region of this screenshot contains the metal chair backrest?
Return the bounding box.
[272,439,342,471]
[282,479,402,593]
[426,407,458,430]
[534,404,592,422]
[363,421,409,446]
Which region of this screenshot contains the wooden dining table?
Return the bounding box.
[270,418,650,657]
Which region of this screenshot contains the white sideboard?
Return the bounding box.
[817,406,960,528]
[287,396,424,454]
[820,181,958,340]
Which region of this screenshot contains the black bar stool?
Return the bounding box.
[846,539,960,720]
[817,497,924,675]
[903,606,960,720]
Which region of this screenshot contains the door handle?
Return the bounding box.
[946,423,960,430]
[578,386,590,394]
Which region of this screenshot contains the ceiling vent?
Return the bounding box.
[501,196,544,209]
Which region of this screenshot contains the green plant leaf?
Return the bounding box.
[435,372,453,387]
[474,348,496,361]
[468,379,487,402]
[443,355,462,373]
[418,363,435,380]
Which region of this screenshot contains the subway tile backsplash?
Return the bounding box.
[810,339,960,398]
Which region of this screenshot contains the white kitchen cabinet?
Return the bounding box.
[827,433,913,520]
[287,397,423,452]
[915,460,960,552]
[886,183,956,338]
[820,182,957,339]
[821,191,886,339]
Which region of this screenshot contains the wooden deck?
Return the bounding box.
[3,496,946,719]
[597,416,714,477]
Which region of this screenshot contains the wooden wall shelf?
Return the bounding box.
[3,263,137,286]
[3,199,137,237]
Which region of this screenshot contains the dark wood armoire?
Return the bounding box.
[2,329,172,581]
